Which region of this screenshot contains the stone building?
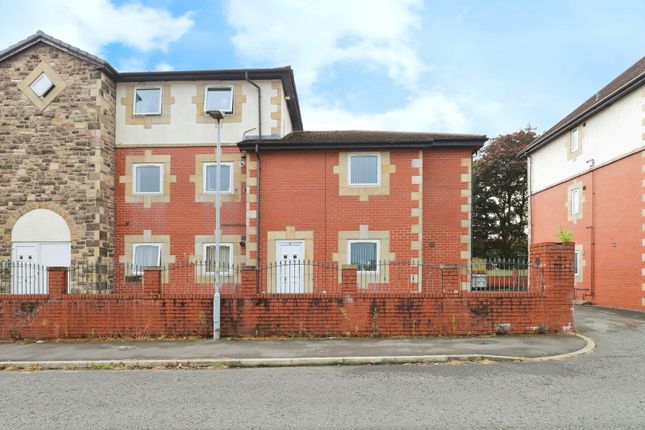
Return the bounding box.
[0,32,117,270]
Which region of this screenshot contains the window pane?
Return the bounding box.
[136,165,161,193]
[350,155,378,185]
[134,245,160,267]
[571,129,579,152]
[350,242,377,271]
[31,73,54,97]
[574,252,579,275]
[205,164,231,192]
[135,88,161,114]
[571,189,579,214]
[205,88,233,113]
[205,245,231,272]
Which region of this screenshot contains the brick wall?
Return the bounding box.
[223,242,574,337]
[531,151,644,311]
[0,243,573,340]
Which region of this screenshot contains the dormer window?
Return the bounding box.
[134,88,162,115]
[30,73,55,98]
[204,87,233,114]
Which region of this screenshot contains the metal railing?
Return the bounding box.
[470,257,534,292]
[257,258,539,294]
[355,260,441,293]
[0,261,48,294]
[161,262,241,294]
[259,261,340,294]
[0,258,540,295]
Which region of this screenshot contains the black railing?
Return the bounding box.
[470,257,533,292]
[0,261,48,294]
[259,261,340,294]
[355,260,440,293]
[0,258,541,295]
[161,262,241,294]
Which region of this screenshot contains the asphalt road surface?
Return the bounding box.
[1,305,644,429]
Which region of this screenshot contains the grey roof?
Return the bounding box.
[0,30,118,77]
[522,56,645,155]
[238,130,487,152]
[0,31,304,131]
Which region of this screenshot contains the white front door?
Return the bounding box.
[276,241,305,293]
[11,245,41,294]
[10,242,71,294]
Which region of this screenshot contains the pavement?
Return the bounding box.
[0,328,593,369]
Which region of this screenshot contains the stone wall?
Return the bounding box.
[0,42,116,262]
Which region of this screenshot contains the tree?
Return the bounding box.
[472,127,535,258]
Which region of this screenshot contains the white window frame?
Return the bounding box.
[133,87,163,116]
[574,250,581,276]
[570,188,580,215]
[203,162,234,194]
[203,86,234,114]
[348,239,380,274]
[571,128,579,153]
[30,73,55,98]
[203,243,233,276]
[133,163,164,195]
[132,243,162,274]
[348,153,381,187]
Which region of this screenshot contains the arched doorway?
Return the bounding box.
[11,209,71,293]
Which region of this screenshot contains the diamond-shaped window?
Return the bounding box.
[30,73,55,98]
[17,62,67,111]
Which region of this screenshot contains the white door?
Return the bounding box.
[11,245,42,294]
[276,241,305,293]
[10,242,71,294]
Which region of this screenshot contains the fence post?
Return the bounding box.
[440,264,460,294]
[48,267,68,297]
[241,266,258,295]
[529,242,575,331]
[143,267,162,296]
[341,265,357,294]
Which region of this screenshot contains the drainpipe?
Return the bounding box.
[245,72,262,290]
[527,155,533,248]
[589,161,596,302]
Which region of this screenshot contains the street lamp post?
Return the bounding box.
[207,110,224,340]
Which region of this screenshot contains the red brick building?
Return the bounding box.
[522,56,645,311]
[1,32,486,295]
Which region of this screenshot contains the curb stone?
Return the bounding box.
[0,333,595,371]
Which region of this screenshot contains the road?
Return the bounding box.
[1,305,644,429]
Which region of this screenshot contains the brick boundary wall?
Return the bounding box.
[0,243,573,340]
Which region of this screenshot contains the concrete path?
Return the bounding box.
[0,332,591,368]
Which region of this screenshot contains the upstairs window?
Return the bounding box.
[571,128,579,153]
[134,164,163,194]
[570,188,580,215]
[204,243,233,275]
[204,87,234,114]
[349,154,380,186]
[132,244,161,273]
[30,73,55,98]
[349,240,379,272]
[134,88,162,115]
[203,162,233,194]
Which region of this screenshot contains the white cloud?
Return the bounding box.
[154,62,175,72]
[225,0,473,133]
[303,92,469,132]
[225,0,426,90]
[0,0,194,55]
